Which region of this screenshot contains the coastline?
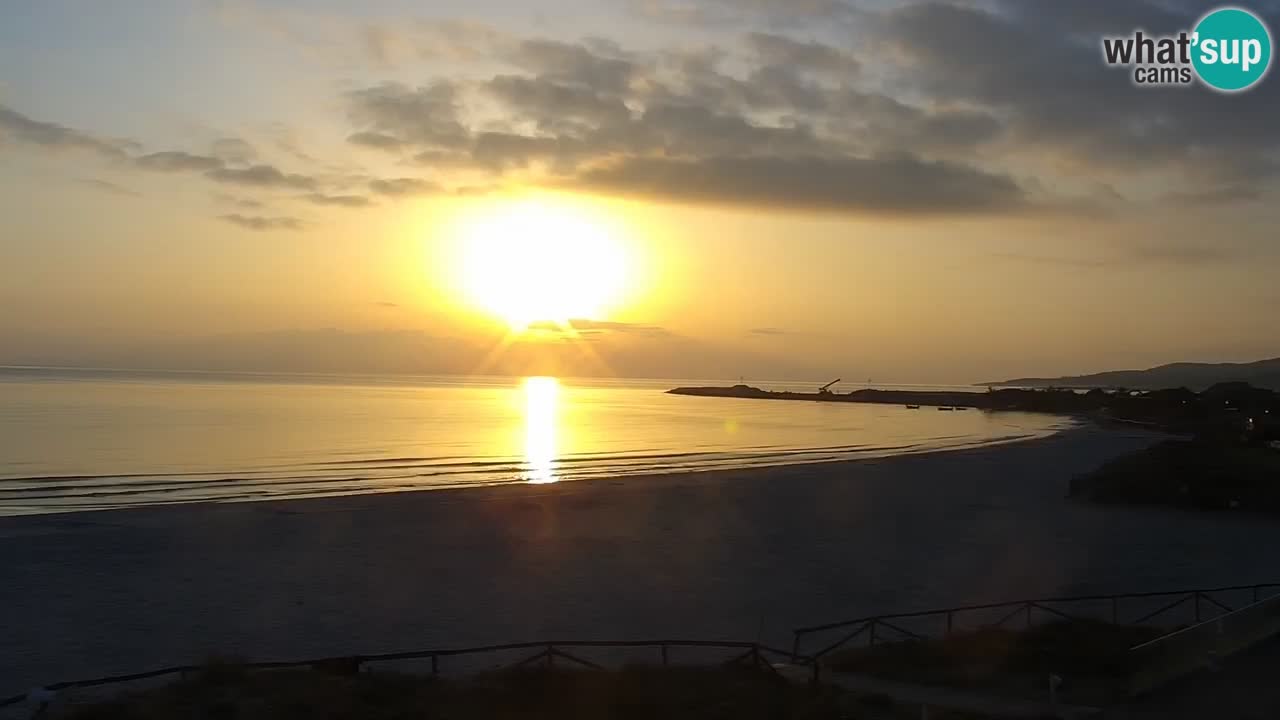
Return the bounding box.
[1,419,1079,521]
[8,423,1280,696]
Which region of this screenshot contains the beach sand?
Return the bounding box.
[4,425,1280,694]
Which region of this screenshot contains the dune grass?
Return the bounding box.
[51,663,835,720]
[826,619,1167,704]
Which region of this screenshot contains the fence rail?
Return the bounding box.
[790,582,1280,663]
[11,582,1280,711]
[0,639,802,711]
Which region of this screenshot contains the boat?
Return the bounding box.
[905,404,921,409]
[938,406,955,411]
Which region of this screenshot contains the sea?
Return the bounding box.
[0,366,1075,516]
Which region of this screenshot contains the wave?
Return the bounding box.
[0,432,1053,515]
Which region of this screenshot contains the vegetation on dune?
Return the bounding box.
[1070,438,1280,512]
[53,664,852,720]
[825,620,1166,704]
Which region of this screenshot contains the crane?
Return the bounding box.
[818,378,841,395]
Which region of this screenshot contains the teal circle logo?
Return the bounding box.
[1192,7,1272,92]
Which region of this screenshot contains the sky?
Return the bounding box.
[2,0,1279,384]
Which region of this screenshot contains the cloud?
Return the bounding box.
[11,1,1279,218]
[348,131,406,150]
[219,214,304,231]
[572,153,1025,214]
[485,74,632,132]
[206,164,317,190]
[508,39,638,95]
[345,81,469,150]
[994,242,1237,269]
[328,30,1031,215]
[213,193,265,209]
[875,1,1280,191]
[376,301,400,308]
[627,0,857,27]
[137,152,318,191]
[748,327,790,336]
[75,178,140,197]
[368,177,440,196]
[526,318,671,336]
[0,104,131,159]
[303,192,373,208]
[1130,243,1235,266]
[210,137,257,164]
[136,151,223,172]
[744,32,859,76]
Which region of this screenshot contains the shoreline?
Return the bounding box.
[1,421,1089,521]
[10,422,1280,697]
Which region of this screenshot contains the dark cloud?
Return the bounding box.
[206,164,317,190]
[136,151,223,172]
[210,137,257,164]
[628,0,857,27]
[744,32,859,76]
[573,153,1025,214]
[137,153,317,192]
[0,104,131,159]
[486,74,632,132]
[348,131,406,150]
[509,39,637,94]
[75,178,140,197]
[13,1,1277,218]
[213,193,266,209]
[1130,243,1235,266]
[303,192,373,208]
[368,177,440,196]
[333,30,1027,214]
[471,131,582,171]
[876,1,1280,190]
[995,242,1236,269]
[345,82,468,150]
[219,214,304,231]
[991,252,1112,270]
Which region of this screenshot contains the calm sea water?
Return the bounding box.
[0,367,1075,515]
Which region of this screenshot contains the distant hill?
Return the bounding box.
[987,357,1280,391]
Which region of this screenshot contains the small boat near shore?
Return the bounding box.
[938,406,955,411]
[905,404,921,409]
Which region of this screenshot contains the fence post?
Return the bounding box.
[790,634,800,664]
[946,611,953,636]
[869,621,878,646]
[546,644,555,669]
[431,655,439,676]
[1254,586,1260,604]
[1025,602,1032,629]
[661,645,669,667]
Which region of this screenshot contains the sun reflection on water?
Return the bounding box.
[523,376,560,483]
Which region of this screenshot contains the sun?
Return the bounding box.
[453,199,630,330]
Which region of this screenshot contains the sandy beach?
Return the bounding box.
[5,425,1280,694]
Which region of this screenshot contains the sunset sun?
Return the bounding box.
[454,200,631,330]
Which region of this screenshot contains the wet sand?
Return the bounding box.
[4,425,1279,694]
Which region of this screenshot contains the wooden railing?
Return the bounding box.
[789,582,1280,663]
[11,582,1280,711]
[0,640,801,710]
